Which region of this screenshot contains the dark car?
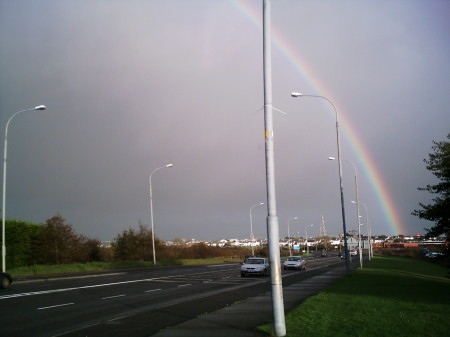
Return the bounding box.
[0,272,12,289]
[321,250,327,257]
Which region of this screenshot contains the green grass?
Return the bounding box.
[259,256,450,337]
[8,257,240,276]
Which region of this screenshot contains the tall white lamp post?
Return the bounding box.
[291,92,350,273]
[149,163,173,266]
[304,224,313,255]
[330,157,362,268]
[264,2,285,335]
[249,202,264,255]
[352,200,372,260]
[287,217,298,256]
[2,105,46,273]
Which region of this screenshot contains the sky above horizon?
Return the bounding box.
[1,0,449,242]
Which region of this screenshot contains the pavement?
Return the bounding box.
[151,263,354,337]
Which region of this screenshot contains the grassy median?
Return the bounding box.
[8,257,240,276]
[259,255,450,337]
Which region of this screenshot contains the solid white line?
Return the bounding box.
[0,268,237,300]
[37,302,74,310]
[101,294,126,300]
[145,288,162,293]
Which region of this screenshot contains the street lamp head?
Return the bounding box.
[328,157,336,160]
[166,164,173,168]
[259,202,264,206]
[350,200,356,204]
[34,105,46,110]
[291,92,303,98]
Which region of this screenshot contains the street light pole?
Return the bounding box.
[353,201,372,260]
[263,2,285,336]
[287,217,298,256]
[291,92,350,273]
[305,224,313,255]
[149,163,173,266]
[330,157,362,268]
[249,202,264,256]
[2,105,46,273]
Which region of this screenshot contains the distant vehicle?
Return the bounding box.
[338,252,346,259]
[0,273,12,289]
[283,256,306,270]
[426,251,444,259]
[421,248,430,256]
[350,250,358,256]
[240,257,270,277]
[321,250,327,257]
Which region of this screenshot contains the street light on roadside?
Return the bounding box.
[304,224,313,255]
[329,157,363,268]
[2,105,46,273]
[291,92,350,273]
[352,200,372,260]
[149,163,173,266]
[249,202,264,255]
[263,3,285,335]
[287,217,298,256]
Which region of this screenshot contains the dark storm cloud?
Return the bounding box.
[1,0,449,241]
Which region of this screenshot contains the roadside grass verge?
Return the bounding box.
[259,256,450,337]
[8,257,240,276]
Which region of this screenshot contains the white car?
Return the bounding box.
[283,256,306,270]
[350,250,358,256]
[241,257,270,277]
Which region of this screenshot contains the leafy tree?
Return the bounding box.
[412,134,449,244]
[112,224,163,261]
[1,219,43,269]
[76,236,105,262]
[33,213,84,264]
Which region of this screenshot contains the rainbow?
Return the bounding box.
[230,0,406,235]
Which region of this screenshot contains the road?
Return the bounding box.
[0,255,345,337]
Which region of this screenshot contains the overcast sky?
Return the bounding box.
[1,0,449,242]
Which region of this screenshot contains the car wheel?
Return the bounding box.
[241,273,246,277]
[1,274,11,289]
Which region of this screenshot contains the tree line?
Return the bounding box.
[0,213,252,270]
[2,134,447,270]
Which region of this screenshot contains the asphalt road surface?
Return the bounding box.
[0,255,345,337]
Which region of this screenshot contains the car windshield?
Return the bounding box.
[247,258,264,264]
[287,257,301,261]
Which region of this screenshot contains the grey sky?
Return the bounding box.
[1,0,449,241]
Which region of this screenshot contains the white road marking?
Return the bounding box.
[145,289,162,293]
[101,294,126,300]
[37,302,74,310]
[177,284,191,287]
[0,268,237,300]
